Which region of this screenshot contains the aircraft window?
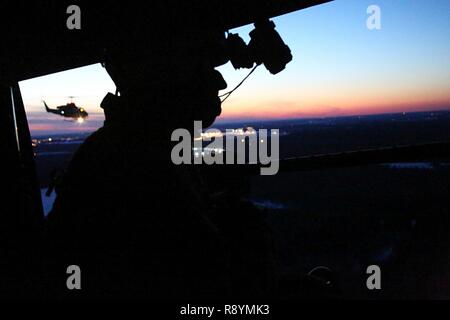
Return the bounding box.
[19,63,116,216]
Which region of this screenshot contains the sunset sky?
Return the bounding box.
[20,0,450,135]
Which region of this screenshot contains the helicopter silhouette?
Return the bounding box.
[43,96,88,122]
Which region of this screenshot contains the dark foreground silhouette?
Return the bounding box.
[45,29,277,299]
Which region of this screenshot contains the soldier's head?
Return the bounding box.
[104,29,228,130]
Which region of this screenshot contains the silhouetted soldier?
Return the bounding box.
[45,29,275,299]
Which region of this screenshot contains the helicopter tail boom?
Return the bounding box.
[43,101,50,112]
[43,101,59,115]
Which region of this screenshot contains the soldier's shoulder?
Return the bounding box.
[78,125,123,150]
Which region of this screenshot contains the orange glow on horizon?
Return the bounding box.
[219,98,450,120]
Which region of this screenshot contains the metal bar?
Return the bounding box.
[278,141,450,173]
[9,86,21,153]
[199,141,450,176]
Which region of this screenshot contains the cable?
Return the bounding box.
[220,64,259,103]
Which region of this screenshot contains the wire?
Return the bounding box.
[220,64,260,103]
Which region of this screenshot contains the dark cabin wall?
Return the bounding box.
[0,84,44,298]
